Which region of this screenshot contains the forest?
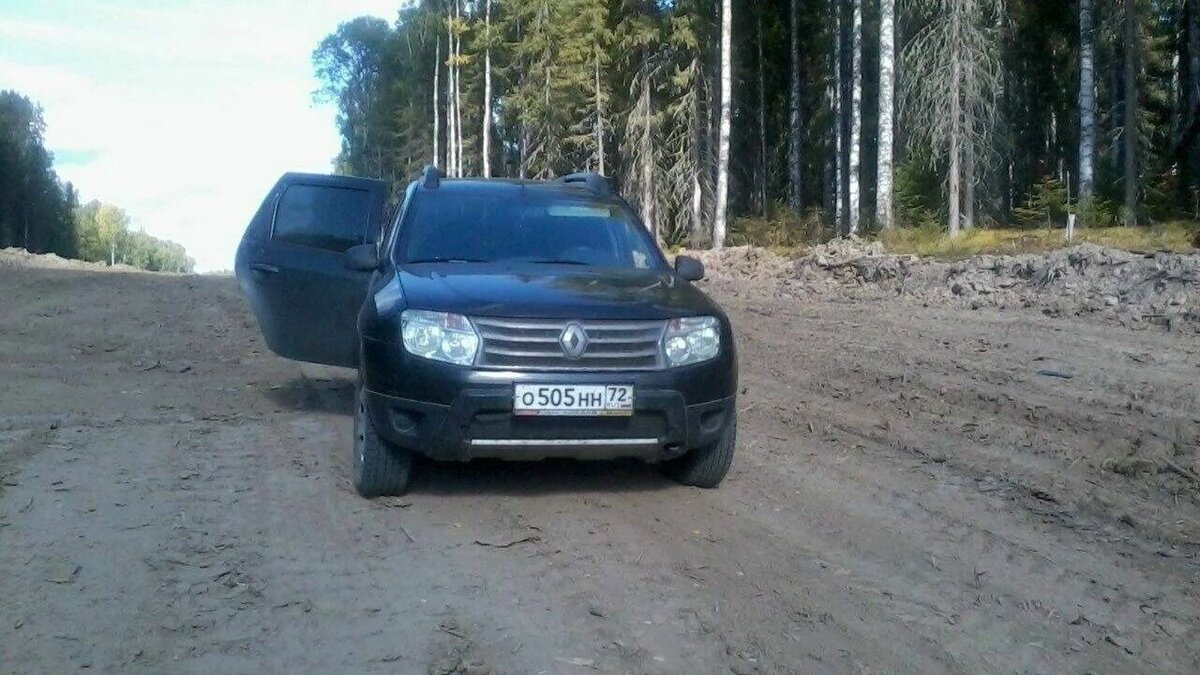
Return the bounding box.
[0,90,194,273]
[314,0,1200,248]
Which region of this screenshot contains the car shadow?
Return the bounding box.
[260,375,680,496]
[263,376,355,416]
[408,456,678,496]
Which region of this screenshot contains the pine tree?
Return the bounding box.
[1123,0,1138,226]
[788,0,804,214]
[902,0,1005,236]
[663,0,711,244]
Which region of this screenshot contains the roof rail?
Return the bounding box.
[557,172,611,198]
[420,165,441,190]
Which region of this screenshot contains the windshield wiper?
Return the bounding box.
[526,258,591,266]
[406,257,490,264]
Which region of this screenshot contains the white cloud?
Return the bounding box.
[0,0,404,271]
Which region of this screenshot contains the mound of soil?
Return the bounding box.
[688,239,1200,332]
[0,247,140,272]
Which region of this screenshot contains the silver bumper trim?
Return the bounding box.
[469,438,659,447]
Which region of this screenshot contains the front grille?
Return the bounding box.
[472,317,666,371]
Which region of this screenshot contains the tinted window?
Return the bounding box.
[273,185,371,252]
[398,191,662,269]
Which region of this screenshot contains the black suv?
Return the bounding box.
[236,167,738,496]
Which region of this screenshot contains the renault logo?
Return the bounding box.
[559,323,589,359]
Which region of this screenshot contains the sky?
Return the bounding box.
[0,0,404,272]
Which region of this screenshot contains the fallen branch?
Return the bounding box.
[1161,458,1200,484]
[1035,369,1073,380]
[473,535,540,549]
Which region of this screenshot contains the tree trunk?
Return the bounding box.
[1078,0,1096,204]
[949,58,962,237]
[788,0,803,214]
[876,0,895,229]
[848,0,862,234]
[595,50,605,176]
[482,0,492,178]
[1123,0,1138,227]
[963,47,975,231]
[692,71,705,241]
[1190,0,1199,121]
[519,124,528,179]
[454,0,464,176]
[641,76,654,237]
[1186,0,1199,198]
[964,134,975,230]
[446,10,456,176]
[713,0,733,249]
[835,0,846,233]
[433,35,441,167]
[758,12,768,216]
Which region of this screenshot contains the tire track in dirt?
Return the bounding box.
[2,254,1198,673]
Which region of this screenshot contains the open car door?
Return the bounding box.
[235,173,388,368]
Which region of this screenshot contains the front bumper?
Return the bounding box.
[361,336,737,462]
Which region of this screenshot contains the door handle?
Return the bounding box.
[250,263,280,274]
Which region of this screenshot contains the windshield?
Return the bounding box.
[395,189,664,269]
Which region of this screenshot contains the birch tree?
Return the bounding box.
[1078,0,1096,208]
[835,0,846,232]
[433,33,442,167]
[482,0,493,177]
[454,0,465,176]
[445,5,457,176]
[848,0,863,234]
[876,0,896,229]
[712,0,732,249]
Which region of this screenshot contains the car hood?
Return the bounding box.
[395,264,720,320]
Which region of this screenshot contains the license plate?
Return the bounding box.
[513,384,634,417]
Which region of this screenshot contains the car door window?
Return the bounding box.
[273,184,372,253]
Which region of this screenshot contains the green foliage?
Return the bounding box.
[1076,195,1120,228]
[0,90,78,257]
[1012,176,1069,229]
[73,200,194,273]
[893,153,941,229]
[307,0,1200,241]
[1,88,192,272]
[729,205,831,248]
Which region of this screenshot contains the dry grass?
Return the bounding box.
[879,222,1198,259]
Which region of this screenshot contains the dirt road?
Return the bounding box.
[1,252,1197,674]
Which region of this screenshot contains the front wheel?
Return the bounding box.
[351,385,413,498]
[662,417,736,488]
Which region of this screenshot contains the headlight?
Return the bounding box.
[400,310,480,366]
[662,316,721,367]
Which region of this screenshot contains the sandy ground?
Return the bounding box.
[1,253,1197,674]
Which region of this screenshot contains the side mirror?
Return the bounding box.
[675,255,705,282]
[344,244,380,272]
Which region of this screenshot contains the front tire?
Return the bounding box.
[352,385,413,497]
[663,417,736,488]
